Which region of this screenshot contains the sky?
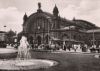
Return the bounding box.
[0,0,100,33]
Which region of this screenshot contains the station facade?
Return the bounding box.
[21,3,100,47]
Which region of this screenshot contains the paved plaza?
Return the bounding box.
[23,51,100,71]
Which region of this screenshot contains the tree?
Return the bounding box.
[6,30,16,43]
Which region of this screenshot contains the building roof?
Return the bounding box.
[61,26,76,30]
[28,10,54,19]
[86,29,100,33]
[23,3,99,32]
[25,10,75,27]
[73,19,99,30]
[0,31,6,33]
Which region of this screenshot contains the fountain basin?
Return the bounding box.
[0,48,17,59]
[0,59,58,70]
[0,36,58,71]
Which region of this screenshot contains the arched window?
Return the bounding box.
[62,34,69,39]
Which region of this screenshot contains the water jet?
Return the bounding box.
[0,36,58,70]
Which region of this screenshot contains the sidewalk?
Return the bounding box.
[52,49,100,55]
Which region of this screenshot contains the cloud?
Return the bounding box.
[77,0,100,26]
[78,0,100,15]
[0,0,100,33]
[60,5,78,19]
[0,7,24,33]
[60,0,100,26]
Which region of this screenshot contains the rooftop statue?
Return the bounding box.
[38,2,41,9]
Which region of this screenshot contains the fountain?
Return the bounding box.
[0,36,58,70]
[17,36,31,60]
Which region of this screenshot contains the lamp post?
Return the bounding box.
[42,27,45,44]
[37,26,41,44]
[93,29,95,48]
[69,26,71,46]
[4,25,7,32]
[47,21,50,44]
[47,17,51,45]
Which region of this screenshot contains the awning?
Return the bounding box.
[51,37,61,41]
[63,39,84,43]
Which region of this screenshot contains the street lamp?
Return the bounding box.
[43,27,45,44]
[69,26,71,47]
[47,17,51,44]
[92,29,95,48]
[4,25,7,32]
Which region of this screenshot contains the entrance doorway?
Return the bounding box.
[45,35,50,44]
[37,36,41,45]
